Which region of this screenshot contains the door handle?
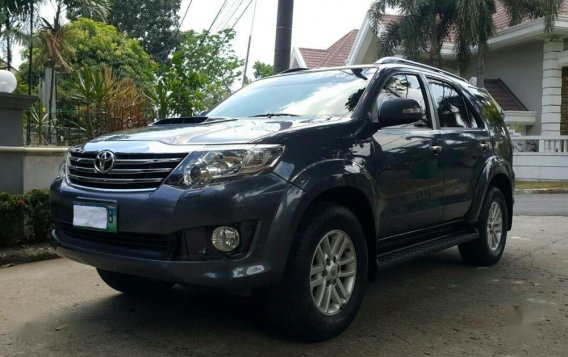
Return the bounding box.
[431,145,443,154]
[480,142,490,151]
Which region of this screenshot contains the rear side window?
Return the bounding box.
[428,79,479,129]
[467,86,504,127]
[374,74,431,128]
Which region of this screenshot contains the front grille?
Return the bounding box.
[60,223,171,259]
[67,151,187,191]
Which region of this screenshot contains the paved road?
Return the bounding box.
[2,212,568,356]
[514,193,568,216]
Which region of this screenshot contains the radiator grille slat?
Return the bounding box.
[67,151,186,191]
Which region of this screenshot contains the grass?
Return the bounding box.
[516,181,568,190]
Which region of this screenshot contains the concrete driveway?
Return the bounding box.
[1,195,567,356]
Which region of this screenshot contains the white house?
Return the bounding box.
[291,3,568,181]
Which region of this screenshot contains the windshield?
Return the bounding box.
[207,67,378,118]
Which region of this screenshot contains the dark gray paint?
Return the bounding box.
[50,64,515,288]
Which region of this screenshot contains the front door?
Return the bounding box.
[371,73,445,237]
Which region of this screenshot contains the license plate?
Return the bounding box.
[73,202,118,233]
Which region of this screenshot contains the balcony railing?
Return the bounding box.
[512,136,568,153]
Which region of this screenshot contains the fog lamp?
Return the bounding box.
[211,226,240,252]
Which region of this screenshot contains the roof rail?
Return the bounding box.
[280,67,309,74]
[376,57,467,83]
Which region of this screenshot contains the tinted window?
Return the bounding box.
[375,74,430,128]
[208,68,377,118]
[467,86,503,127]
[428,79,478,128]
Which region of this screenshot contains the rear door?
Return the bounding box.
[426,78,491,222]
[371,72,445,237]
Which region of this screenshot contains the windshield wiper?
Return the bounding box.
[250,113,300,118]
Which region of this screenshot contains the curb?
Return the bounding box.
[515,188,568,194]
[0,243,60,267]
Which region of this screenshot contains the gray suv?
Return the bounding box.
[51,58,514,341]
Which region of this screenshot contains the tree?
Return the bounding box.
[455,0,563,86]
[369,0,563,86]
[155,29,243,117]
[369,0,457,68]
[106,0,181,64]
[0,0,33,70]
[253,61,273,79]
[35,0,110,142]
[63,18,157,86]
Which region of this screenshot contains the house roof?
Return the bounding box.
[484,79,528,111]
[299,30,359,68]
[377,0,568,43]
[493,0,568,32]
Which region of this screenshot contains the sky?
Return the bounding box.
[10,0,377,77]
[179,0,375,73]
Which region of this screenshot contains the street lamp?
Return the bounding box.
[0,70,17,93]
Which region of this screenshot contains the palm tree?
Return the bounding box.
[0,0,33,70]
[368,0,457,68]
[36,0,109,143]
[369,0,563,87]
[455,0,563,87]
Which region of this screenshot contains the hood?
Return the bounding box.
[88,117,345,146]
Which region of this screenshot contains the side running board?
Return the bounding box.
[376,231,478,269]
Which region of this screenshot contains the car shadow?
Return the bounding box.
[30,248,529,353]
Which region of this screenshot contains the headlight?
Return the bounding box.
[57,152,69,179]
[165,145,284,188]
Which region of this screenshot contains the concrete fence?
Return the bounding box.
[511,135,568,181]
[0,146,67,192]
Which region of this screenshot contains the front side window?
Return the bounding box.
[207,68,378,118]
[373,74,431,128]
[428,79,478,129]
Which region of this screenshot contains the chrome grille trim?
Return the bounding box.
[67,151,187,191]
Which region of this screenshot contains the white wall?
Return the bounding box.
[514,152,568,180]
[23,149,67,192]
[468,41,544,135]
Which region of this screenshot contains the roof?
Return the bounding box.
[377,0,568,43]
[484,79,528,111]
[299,30,359,68]
[493,0,568,32]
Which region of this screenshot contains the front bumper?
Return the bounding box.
[50,173,307,288]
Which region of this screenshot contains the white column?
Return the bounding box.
[541,40,563,136]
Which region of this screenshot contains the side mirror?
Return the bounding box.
[377,98,424,128]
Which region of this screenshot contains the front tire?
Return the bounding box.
[459,186,508,266]
[266,202,368,341]
[97,269,174,297]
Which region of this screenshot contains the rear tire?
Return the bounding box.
[97,269,174,297]
[459,186,508,266]
[266,202,368,342]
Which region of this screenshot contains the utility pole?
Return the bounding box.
[242,0,258,87]
[273,0,294,74]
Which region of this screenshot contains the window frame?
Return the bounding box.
[369,70,437,130]
[425,75,486,131]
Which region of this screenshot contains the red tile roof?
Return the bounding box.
[299,30,359,68]
[378,0,568,43]
[494,0,568,32]
[484,79,528,111]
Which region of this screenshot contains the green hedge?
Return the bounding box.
[0,189,53,247]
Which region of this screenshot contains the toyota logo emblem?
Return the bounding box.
[94,150,116,173]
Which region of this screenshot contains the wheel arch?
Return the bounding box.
[468,156,514,230]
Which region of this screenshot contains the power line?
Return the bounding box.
[207,0,230,34]
[178,0,193,31]
[212,0,242,33]
[242,0,258,87]
[214,0,245,33]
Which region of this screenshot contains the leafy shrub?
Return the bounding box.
[23,190,53,244]
[0,190,53,247]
